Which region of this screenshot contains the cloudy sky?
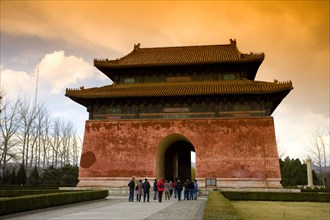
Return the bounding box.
[1,1,329,161]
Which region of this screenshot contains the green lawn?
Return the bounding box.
[231,201,330,220]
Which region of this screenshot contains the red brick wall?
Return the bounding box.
[79,117,280,180]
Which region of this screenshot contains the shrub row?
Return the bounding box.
[301,188,330,193]
[204,191,243,220]
[221,191,330,202]
[0,189,63,197]
[0,190,109,216]
[0,186,58,190]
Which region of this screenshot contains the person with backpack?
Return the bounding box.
[183,179,189,200]
[156,177,165,202]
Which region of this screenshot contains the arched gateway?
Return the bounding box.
[157,134,195,182]
[66,40,293,188]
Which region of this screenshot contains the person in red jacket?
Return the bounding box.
[156,177,165,202]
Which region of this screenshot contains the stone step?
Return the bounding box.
[59,187,300,196]
[60,187,205,196]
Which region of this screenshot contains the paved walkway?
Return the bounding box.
[2,196,207,220]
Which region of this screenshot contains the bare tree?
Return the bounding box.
[0,96,20,176]
[49,118,62,168]
[58,120,80,166]
[31,103,49,169]
[38,109,52,170]
[0,88,82,180]
[72,135,82,166]
[16,97,40,173]
[309,127,330,186]
[277,137,287,159]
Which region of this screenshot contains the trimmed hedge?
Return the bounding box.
[301,188,330,193]
[0,186,58,190]
[204,191,243,220]
[0,190,108,216]
[0,189,63,197]
[221,191,330,202]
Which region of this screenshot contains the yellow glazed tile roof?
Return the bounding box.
[66,80,293,99]
[94,39,264,68]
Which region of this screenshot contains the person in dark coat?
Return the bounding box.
[128,176,135,202]
[175,179,183,201]
[194,179,199,200]
[142,178,151,202]
[188,180,194,200]
[183,179,189,200]
[153,179,158,200]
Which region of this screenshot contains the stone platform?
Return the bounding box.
[60,186,300,196]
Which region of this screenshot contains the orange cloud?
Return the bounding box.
[2,1,329,114]
[2,1,328,51]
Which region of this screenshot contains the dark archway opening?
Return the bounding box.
[164,141,195,181]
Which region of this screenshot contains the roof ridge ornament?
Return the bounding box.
[229,38,237,46]
[134,43,141,50]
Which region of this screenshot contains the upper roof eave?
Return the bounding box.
[65,80,293,100]
[94,58,265,69]
[94,39,265,69]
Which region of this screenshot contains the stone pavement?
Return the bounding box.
[145,197,206,220]
[2,196,207,220]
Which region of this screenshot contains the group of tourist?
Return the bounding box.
[128,177,151,202]
[128,177,198,203]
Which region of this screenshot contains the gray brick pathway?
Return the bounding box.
[144,197,207,220]
[1,196,207,220]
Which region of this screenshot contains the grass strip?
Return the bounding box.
[203,191,244,220]
[221,191,330,202]
[232,201,330,220]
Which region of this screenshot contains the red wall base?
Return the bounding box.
[78,117,282,188]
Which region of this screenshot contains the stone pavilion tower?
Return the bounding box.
[66,39,293,188]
